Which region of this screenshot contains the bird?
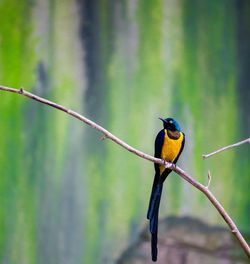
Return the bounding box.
[147,117,185,262]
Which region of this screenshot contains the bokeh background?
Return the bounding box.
[0,0,249,263]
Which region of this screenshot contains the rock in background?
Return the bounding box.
[117,216,249,264]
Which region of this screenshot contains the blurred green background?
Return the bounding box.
[0,0,249,263]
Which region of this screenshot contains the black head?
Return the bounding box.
[159,117,181,131]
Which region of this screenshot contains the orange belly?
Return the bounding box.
[159,129,184,175]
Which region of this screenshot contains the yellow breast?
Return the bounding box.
[159,129,184,175]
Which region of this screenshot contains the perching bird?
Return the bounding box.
[147,117,185,262]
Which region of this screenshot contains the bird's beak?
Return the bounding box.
[159,117,165,123]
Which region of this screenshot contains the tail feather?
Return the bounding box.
[147,172,161,219]
[148,184,162,232]
[147,181,163,262]
[151,232,158,261]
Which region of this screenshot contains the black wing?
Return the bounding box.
[173,132,185,164]
[154,129,165,172]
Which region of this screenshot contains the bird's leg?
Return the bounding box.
[163,160,171,169]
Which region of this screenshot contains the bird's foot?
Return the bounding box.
[163,160,172,169]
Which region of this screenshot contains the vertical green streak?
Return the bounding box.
[82,1,113,262]
[233,0,250,230]
[179,0,239,219]
[35,1,87,263]
[105,0,166,255]
[0,0,36,263]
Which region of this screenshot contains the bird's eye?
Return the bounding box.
[169,120,173,123]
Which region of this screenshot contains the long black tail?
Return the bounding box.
[147,179,163,262]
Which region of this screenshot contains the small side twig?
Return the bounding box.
[100,135,107,141]
[206,170,212,189]
[0,84,250,258]
[202,138,250,159]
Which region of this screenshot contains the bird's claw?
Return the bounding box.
[163,160,172,169]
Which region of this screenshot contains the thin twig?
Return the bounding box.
[206,170,212,189]
[100,135,107,141]
[203,138,250,159]
[0,84,249,258]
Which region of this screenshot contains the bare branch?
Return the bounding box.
[0,85,163,165]
[0,84,249,258]
[203,138,250,159]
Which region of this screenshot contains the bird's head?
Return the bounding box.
[159,117,181,132]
